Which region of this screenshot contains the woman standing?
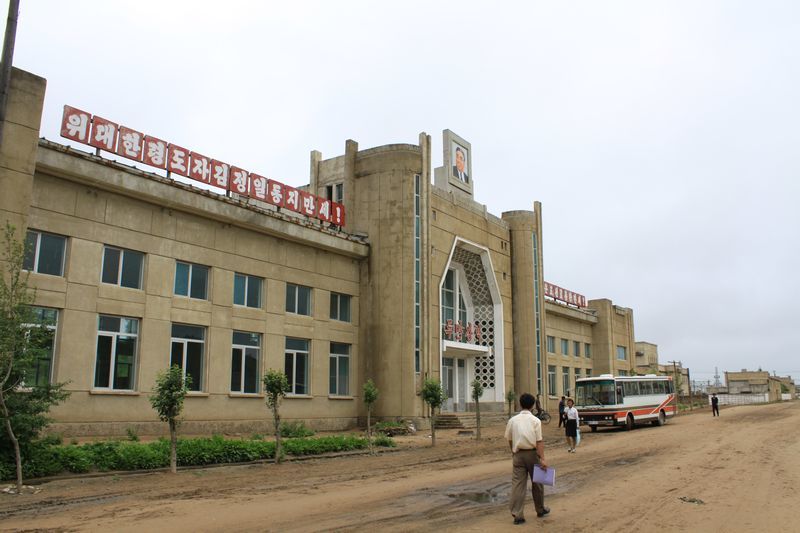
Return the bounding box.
[564,398,580,453]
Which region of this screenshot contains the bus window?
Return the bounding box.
[640,381,654,395]
[654,381,665,394]
[624,382,639,396]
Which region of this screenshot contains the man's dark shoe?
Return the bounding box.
[513,517,526,525]
[537,507,551,518]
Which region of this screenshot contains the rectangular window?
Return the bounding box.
[618,369,628,376]
[561,338,569,356]
[102,246,144,289]
[285,338,310,395]
[575,368,581,381]
[23,230,66,276]
[624,381,640,396]
[170,324,205,391]
[562,367,570,396]
[546,336,555,353]
[329,342,350,396]
[547,365,556,396]
[94,315,138,390]
[174,261,209,299]
[25,307,58,387]
[286,283,312,315]
[231,331,261,394]
[585,369,592,377]
[233,273,263,308]
[326,183,344,203]
[616,345,627,360]
[329,293,351,322]
[573,341,580,358]
[585,343,592,358]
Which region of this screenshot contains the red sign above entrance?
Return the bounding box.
[60,105,346,228]
[442,319,483,344]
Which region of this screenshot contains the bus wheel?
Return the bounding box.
[625,414,634,431]
[656,410,666,426]
[590,425,598,433]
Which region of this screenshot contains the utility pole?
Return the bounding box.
[668,360,680,416]
[687,367,693,411]
[0,0,20,148]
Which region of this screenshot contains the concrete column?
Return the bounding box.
[0,68,45,237]
[503,210,538,400]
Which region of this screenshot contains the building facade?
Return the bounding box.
[2,68,646,436]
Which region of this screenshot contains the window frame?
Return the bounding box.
[585,343,592,358]
[230,331,261,394]
[328,342,351,396]
[93,315,139,391]
[286,283,312,316]
[23,307,59,387]
[174,261,209,300]
[285,337,310,395]
[547,365,557,396]
[562,366,570,396]
[546,336,555,353]
[233,272,263,309]
[573,341,580,358]
[101,245,144,289]
[616,345,628,360]
[23,230,66,276]
[170,324,206,392]
[560,338,569,356]
[330,292,351,322]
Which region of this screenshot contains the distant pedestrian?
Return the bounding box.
[711,393,720,417]
[564,398,580,452]
[557,396,566,428]
[505,392,550,525]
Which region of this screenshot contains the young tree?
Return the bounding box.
[421,379,445,447]
[0,224,69,492]
[149,365,190,474]
[506,389,517,418]
[471,379,484,440]
[363,379,379,455]
[263,369,290,464]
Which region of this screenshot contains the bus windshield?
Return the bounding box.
[576,379,616,406]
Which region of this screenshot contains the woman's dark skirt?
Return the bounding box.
[565,418,578,438]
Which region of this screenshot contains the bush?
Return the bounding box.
[373,434,396,448]
[280,421,315,438]
[0,433,391,480]
[374,421,407,436]
[126,427,140,442]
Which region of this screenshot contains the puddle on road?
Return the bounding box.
[445,478,573,506]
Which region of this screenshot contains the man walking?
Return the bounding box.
[711,393,720,417]
[505,392,550,525]
[557,396,566,428]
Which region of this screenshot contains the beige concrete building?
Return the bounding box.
[1,68,651,435]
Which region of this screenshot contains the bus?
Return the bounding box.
[574,374,676,432]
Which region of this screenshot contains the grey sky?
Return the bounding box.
[9,1,799,382]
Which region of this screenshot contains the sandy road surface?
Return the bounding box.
[1,401,798,532]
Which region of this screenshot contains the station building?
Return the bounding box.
[1,68,640,436]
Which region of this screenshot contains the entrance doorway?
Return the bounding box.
[443,357,469,412]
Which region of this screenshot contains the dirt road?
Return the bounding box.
[1,401,798,532]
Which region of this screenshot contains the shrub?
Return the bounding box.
[125,427,139,442]
[0,434,390,480]
[280,421,315,438]
[374,421,407,436]
[373,434,396,448]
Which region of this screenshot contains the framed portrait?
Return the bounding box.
[443,130,473,195]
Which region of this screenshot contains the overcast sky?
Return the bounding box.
[9,1,799,382]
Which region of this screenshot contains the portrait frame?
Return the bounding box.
[443,130,473,195]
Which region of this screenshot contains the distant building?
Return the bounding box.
[711,370,784,404]
[633,342,690,395]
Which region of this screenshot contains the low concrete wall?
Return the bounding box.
[710,393,768,406]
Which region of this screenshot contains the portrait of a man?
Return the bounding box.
[452,143,469,183]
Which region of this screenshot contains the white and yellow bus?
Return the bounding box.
[574,374,676,432]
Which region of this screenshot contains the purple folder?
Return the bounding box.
[531,466,555,486]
